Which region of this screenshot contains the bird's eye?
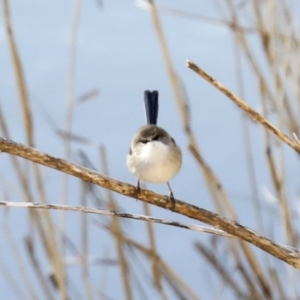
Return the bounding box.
[140,138,148,144]
[152,134,159,141]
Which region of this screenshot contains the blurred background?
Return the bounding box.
[1,0,300,299]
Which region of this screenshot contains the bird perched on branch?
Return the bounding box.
[126,90,182,209]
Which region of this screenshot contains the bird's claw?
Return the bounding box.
[135,180,141,201]
[169,192,175,211]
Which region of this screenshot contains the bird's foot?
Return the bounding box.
[135,180,141,201]
[169,191,175,211]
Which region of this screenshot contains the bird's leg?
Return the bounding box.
[135,179,141,200]
[167,182,175,210]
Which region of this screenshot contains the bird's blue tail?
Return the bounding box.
[144,90,159,125]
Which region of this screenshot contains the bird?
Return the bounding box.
[126,90,182,209]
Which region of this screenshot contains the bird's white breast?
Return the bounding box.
[127,140,182,183]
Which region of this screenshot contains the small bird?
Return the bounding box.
[126,90,182,209]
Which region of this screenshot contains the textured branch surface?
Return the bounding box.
[0,201,233,237]
[186,60,300,154]
[0,137,299,268]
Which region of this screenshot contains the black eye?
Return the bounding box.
[152,134,159,141]
[140,138,148,144]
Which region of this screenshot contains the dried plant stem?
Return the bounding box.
[0,137,299,268]
[59,0,83,262]
[186,60,300,154]
[2,0,67,297]
[148,0,240,224]
[195,242,250,299]
[0,201,233,237]
[146,4,259,291]
[79,182,93,300]
[3,223,39,300]
[100,147,133,300]
[100,224,200,300]
[143,203,167,300]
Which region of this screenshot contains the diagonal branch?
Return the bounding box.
[0,201,233,237]
[186,59,300,154]
[0,137,299,268]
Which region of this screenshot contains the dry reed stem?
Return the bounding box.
[24,238,54,300]
[186,60,300,154]
[143,202,167,299]
[3,222,38,299]
[186,57,289,295]
[195,242,251,299]
[224,11,276,289]
[100,147,133,300]
[0,138,299,268]
[145,11,256,292]
[2,0,67,297]
[189,142,268,295]
[99,223,200,300]
[148,3,256,289]
[148,0,238,227]
[1,200,233,237]
[79,182,93,300]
